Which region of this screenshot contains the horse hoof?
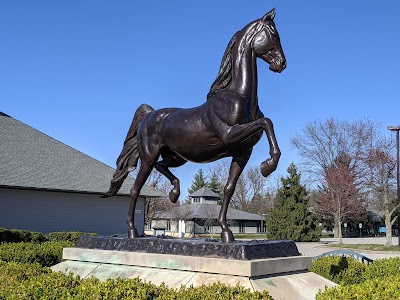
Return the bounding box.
[261,159,275,177]
[169,188,180,203]
[128,228,139,238]
[221,230,235,243]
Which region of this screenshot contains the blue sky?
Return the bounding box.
[1,1,399,199]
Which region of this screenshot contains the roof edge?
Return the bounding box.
[0,185,163,198]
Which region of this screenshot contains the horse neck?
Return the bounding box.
[228,35,259,115]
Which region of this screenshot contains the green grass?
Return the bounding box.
[326,243,400,251]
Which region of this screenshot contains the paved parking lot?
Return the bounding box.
[296,237,400,260]
[320,237,399,246]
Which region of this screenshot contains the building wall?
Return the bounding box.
[192,196,219,205]
[0,187,145,235]
[146,219,263,236]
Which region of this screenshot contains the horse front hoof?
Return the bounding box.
[128,228,139,238]
[261,159,275,177]
[169,188,180,203]
[221,230,235,243]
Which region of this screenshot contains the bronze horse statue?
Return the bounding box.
[104,8,286,243]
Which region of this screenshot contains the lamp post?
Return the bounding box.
[388,126,400,246]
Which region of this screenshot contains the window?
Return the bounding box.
[166,220,171,230]
[257,222,265,233]
[239,221,245,233]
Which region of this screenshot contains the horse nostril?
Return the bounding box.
[282,60,287,69]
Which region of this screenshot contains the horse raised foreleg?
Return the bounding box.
[210,115,280,178]
[219,151,252,243]
[260,118,281,177]
[127,161,153,238]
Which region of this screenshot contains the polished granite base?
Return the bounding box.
[76,235,301,260]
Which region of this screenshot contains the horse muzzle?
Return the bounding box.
[269,59,286,73]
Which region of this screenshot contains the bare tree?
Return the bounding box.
[365,138,398,246]
[207,162,272,213]
[291,118,378,242]
[230,174,251,211]
[168,204,192,221]
[247,189,276,215]
[315,153,366,243]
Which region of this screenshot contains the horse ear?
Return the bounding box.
[262,8,276,22]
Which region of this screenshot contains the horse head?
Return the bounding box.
[252,8,287,73]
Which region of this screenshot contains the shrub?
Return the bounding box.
[0,228,47,243]
[0,241,73,267]
[312,256,400,285]
[313,256,400,299]
[174,283,273,300]
[0,228,98,244]
[316,275,400,300]
[46,231,97,243]
[310,256,366,285]
[363,257,400,280]
[0,261,81,300]
[0,261,273,300]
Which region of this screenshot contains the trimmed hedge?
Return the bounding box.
[364,257,400,279]
[312,256,400,299]
[0,228,47,243]
[46,231,97,243]
[0,261,82,300]
[310,256,366,285]
[0,241,73,267]
[0,228,97,244]
[316,275,400,300]
[0,261,273,299]
[311,256,400,285]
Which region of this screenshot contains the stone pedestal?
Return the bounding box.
[75,235,301,260]
[52,236,336,300]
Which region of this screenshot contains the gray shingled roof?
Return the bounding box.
[0,112,164,197]
[158,203,263,221]
[189,186,220,198]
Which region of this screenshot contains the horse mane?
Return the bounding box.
[207,22,263,100]
[207,33,237,100]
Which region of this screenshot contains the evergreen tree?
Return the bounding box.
[207,172,222,195]
[185,169,207,204]
[207,171,223,204]
[266,163,321,242]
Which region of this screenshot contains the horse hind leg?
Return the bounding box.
[127,160,155,238]
[155,150,186,203]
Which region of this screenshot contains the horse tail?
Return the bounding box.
[102,104,154,198]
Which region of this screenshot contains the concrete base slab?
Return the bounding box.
[52,247,337,299]
[51,260,99,278]
[52,260,336,300]
[62,247,311,277]
[251,272,336,300]
[186,272,254,290]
